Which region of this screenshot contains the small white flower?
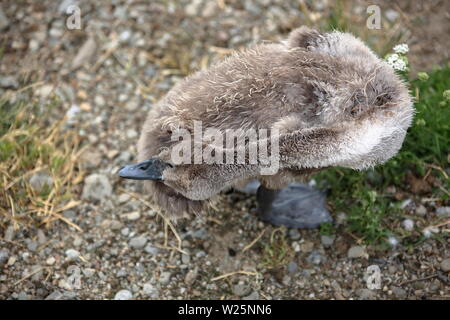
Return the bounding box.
[387,53,399,64]
[393,43,409,54]
[386,54,407,71]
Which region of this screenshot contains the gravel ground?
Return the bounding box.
[0,0,449,300]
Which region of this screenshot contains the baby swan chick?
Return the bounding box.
[119,27,414,227]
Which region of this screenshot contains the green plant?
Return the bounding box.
[0,94,85,229]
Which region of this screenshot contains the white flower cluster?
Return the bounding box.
[386,53,407,71]
[393,43,409,54]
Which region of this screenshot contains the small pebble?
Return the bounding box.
[159,272,171,285]
[348,246,366,258]
[391,286,407,299]
[4,226,15,242]
[243,291,259,300]
[415,205,427,216]
[232,284,251,297]
[114,290,133,300]
[65,249,80,260]
[440,258,450,272]
[129,236,147,249]
[124,211,141,221]
[46,257,56,265]
[436,206,450,217]
[185,267,198,285]
[287,261,298,274]
[320,235,335,248]
[357,288,376,300]
[144,245,159,255]
[402,219,414,231]
[143,283,159,298]
[307,250,326,265]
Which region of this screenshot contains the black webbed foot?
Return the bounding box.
[256,183,332,229]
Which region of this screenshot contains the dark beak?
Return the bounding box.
[118,158,172,180]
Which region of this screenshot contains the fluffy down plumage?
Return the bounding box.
[135,26,414,217]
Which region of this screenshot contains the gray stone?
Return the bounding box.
[440,258,450,272]
[117,193,130,204]
[307,250,326,265]
[287,261,298,274]
[415,205,427,216]
[202,1,219,18]
[402,219,414,231]
[143,283,159,298]
[118,151,133,163]
[185,0,202,16]
[436,207,450,217]
[80,149,102,169]
[232,284,251,297]
[37,230,47,244]
[391,286,407,299]
[114,289,132,300]
[117,269,128,277]
[4,226,14,241]
[110,220,123,230]
[336,212,347,225]
[357,288,376,300]
[190,228,208,240]
[82,174,112,201]
[243,291,259,300]
[17,291,30,300]
[27,240,38,252]
[94,95,105,106]
[31,265,43,281]
[0,249,9,264]
[71,37,97,70]
[347,246,366,258]
[49,27,64,38]
[184,267,198,286]
[119,30,132,43]
[159,272,171,285]
[65,249,80,260]
[400,199,412,209]
[125,98,139,111]
[244,0,261,15]
[124,211,141,221]
[144,66,157,77]
[29,171,53,193]
[45,290,63,300]
[0,7,9,31]
[0,76,18,89]
[321,235,335,248]
[129,236,147,249]
[144,245,159,256]
[181,254,191,264]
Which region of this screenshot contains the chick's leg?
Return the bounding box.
[256,183,332,229]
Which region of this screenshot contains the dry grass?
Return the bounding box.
[260,227,294,270]
[0,92,85,231]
